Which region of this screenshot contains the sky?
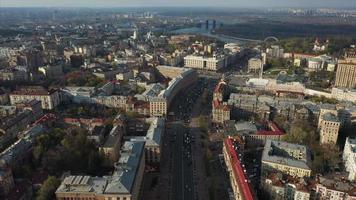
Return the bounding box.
[1,0,356,8]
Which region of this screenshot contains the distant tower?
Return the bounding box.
[205,20,209,30]
[259,59,264,79]
[212,20,216,29]
[132,30,138,40]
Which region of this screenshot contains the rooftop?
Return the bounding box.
[56,141,145,195]
[322,112,340,123]
[11,86,57,96]
[262,140,310,170]
[224,138,254,200]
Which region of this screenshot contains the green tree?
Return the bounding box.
[36,176,61,200]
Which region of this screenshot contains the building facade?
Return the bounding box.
[56,141,145,200]
[343,137,356,181]
[261,140,311,178]
[223,137,255,200]
[335,52,356,89]
[10,87,60,110]
[184,55,227,71]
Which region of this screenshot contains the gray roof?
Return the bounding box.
[56,176,107,194]
[105,141,145,194]
[322,113,340,122]
[129,117,164,147]
[262,140,310,170]
[235,122,258,133]
[56,141,145,195]
[320,103,336,111]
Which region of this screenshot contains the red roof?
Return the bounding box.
[256,121,284,136]
[214,81,226,93]
[224,138,255,200]
[212,100,231,111]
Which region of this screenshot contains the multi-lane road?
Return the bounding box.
[163,78,217,200]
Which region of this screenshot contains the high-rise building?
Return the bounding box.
[335,51,356,89]
[319,113,341,145]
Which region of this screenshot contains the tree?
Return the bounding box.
[36,176,61,200]
[282,119,316,145]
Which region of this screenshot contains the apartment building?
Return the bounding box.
[10,86,60,110]
[56,141,145,200]
[261,140,311,178]
[335,51,356,89]
[223,137,255,200]
[319,112,341,145]
[263,172,312,200]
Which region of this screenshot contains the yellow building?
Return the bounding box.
[319,113,341,145]
[335,52,356,89]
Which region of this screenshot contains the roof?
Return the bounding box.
[214,80,227,93]
[224,138,255,200]
[56,176,108,194]
[322,113,340,123]
[262,140,310,170]
[10,86,57,96]
[56,141,145,196]
[130,117,164,147]
[105,141,145,194]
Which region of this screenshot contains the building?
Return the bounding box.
[313,38,328,52]
[212,101,231,124]
[266,45,284,58]
[116,70,133,81]
[0,69,28,82]
[343,137,356,181]
[225,121,285,145]
[149,66,197,117]
[335,51,356,89]
[0,167,15,197]
[263,172,312,200]
[38,64,63,78]
[10,86,60,110]
[56,141,145,200]
[130,117,164,164]
[318,112,341,145]
[261,140,311,178]
[184,54,228,71]
[223,137,255,200]
[248,58,263,73]
[331,87,356,102]
[99,124,124,164]
[212,79,231,123]
[0,88,9,105]
[315,175,356,200]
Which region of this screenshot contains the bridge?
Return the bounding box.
[264,36,279,42]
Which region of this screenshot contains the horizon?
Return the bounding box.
[1,0,356,9]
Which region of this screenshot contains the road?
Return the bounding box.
[170,122,195,200]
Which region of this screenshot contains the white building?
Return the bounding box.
[267,45,284,58]
[248,58,263,73]
[184,55,227,71]
[10,87,60,110]
[331,87,356,102]
[38,65,63,78]
[343,137,356,181]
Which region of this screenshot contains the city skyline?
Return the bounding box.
[1,0,356,8]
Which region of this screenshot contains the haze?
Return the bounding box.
[1,0,356,8]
